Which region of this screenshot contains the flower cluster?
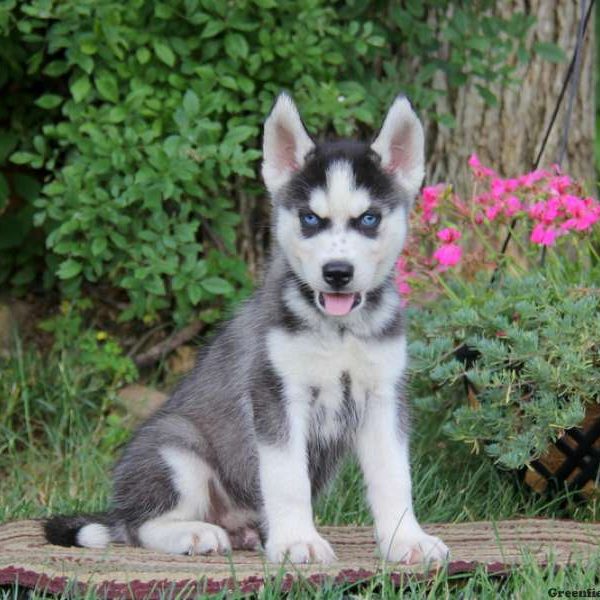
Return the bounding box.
[433,227,462,267]
[396,155,600,301]
[469,155,599,247]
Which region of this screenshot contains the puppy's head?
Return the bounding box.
[262,94,424,317]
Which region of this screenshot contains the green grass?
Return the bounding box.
[1,335,600,598]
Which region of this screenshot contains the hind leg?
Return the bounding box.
[138,519,231,555]
[132,446,256,555]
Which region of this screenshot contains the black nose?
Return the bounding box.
[322,261,354,289]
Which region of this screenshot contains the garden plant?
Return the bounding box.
[400,156,600,465]
[1,0,599,598]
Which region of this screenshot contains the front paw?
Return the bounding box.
[380,531,449,564]
[265,532,337,564]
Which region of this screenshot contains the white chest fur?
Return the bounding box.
[266,328,407,439]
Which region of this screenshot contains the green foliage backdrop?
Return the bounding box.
[0,0,534,326]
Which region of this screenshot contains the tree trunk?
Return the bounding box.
[426,1,596,193]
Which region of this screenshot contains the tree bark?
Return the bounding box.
[426,1,596,193]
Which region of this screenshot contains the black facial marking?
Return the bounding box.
[279,299,308,333]
[299,210,331,238]
[281,140,402,212]
[377,312,405,339]
[365,285,385,308]
[349,211,382,238]
[290,272,316,306]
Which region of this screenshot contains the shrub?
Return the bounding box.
[403,157,600,473]
[1,0,535,327]
[409,274,600,470]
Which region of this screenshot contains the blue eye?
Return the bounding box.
[301,212,320,227]
[360,212,380,228]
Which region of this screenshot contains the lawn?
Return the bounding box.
[2,330,600,599]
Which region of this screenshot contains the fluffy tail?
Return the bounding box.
[44,513,118,548]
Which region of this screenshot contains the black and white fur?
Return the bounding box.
[44,94,449,564]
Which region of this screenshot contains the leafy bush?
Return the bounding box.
[409,274,600,470]
[0,0,535,326]
[401,156,599,473]
[39,299,138,387]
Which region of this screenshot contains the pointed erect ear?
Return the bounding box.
[261,93,315,196]
[371,96,425,198]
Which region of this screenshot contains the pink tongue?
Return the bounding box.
[322,293,355,316]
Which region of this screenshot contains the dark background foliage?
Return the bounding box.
[0,0,536,329]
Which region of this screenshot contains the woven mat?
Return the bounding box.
[1,519,599,598]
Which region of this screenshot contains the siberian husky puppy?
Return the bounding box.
[45,94,449,564]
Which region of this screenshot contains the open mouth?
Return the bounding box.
[317,292,362,316]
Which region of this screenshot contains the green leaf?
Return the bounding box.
[43,60,69,77]
[91,237,107,256]
[533,42,566,63]
[368,35,386,48]
[107,106,127,123]
[201,276,234,295]
[145,275,166,295]
[188,282,203,304]
[10,152,37,165]
[153,40,176,67]
[0,131,18,164]
[224,33,249,60]
[95,71,119,103]
[476,85,498,107]
[70,75,91,103]
[57,259,83,279]
[224,125,256,145]
[155,3,173,19]
[183,90,200,117]
[200,20,225,39]
[466,37,490,52]
[11,265,36,286]
[136,47,151,64]
[35,94,63,109]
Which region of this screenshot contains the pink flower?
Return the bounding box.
[433,243,462,266]
[485,205,501,221]
[541,200,560,224]
[549,175,572,194]
[437,227,462,243]
[574,211,599,231]
[395,257,414,297]
[560,218,578,231]
[528,201,545,220]
[530,223,558,246]
[491,178,505,198]
[504,195,522,216]
[421,184,446,224]
[468,153,495,178]
[561,195,600,230]
[518,169,548,187]
[397,280,412,296]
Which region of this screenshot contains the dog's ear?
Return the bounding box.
[262,93,314,196]
[371,96,425,199]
